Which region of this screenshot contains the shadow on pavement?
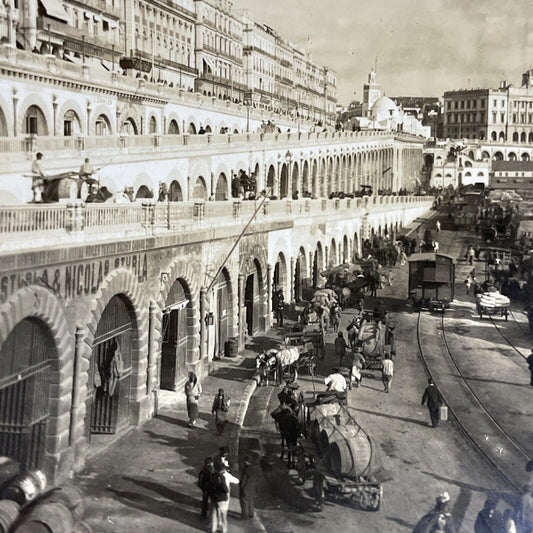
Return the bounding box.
[351,406,429,428]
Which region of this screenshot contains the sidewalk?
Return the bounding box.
[75,340,272,533]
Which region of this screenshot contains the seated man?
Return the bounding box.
[324,369,347,392]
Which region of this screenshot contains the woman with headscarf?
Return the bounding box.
[211,388,230,435]
[185,372,202,427]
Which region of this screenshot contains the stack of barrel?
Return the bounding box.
[308,404,378,479]
[0,457,91,532]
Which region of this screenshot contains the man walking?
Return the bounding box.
[334,331,348,368]
[422,378,443,427]
[239,455,257,520]
[209,459,239,533]
[436,220,441,233]
[527,350,533,386]
[381,354,394,393]
[198,457,215,519]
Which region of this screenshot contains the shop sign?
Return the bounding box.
[0,253,148,304]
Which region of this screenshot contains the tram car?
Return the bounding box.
[408,253,455,312]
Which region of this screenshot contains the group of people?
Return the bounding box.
[197,446,258,533]
[231,169,257,200]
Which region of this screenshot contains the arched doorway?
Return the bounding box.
[168,120,180,135]
[0,318,56,470]
[88,295,136,437]
[291,165,299,196]
[136,185,153,199]
[294,247,308,302]
[24,105,48,135]
[149,116,157,134]
[313,242,324,287]
[273,253,287,299]
[243,259,263,336]
[161,279,192,390]
[215,173,228,200]
[329,238,337,267]
[169,180,183,201]
[266,165,275,193]
[95,114,112,136]
[214,269,231,359]
[188,122,197,134]
[63,109,82,136]
[121,117,138,135]
[280,164,289,198]
[353,232,359,260]
[193,177,207,200]
[343,235,349,263]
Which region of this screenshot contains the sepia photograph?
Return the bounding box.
[0,0,532,531]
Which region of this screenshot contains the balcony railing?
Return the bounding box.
[0,196,434,250]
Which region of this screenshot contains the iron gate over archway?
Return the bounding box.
[88,295,134,436]
[0,318,55,470]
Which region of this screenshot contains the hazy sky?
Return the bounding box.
[235,0,533,105]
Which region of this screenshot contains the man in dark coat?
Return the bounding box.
[198,457,215,518]
[527,350,533,386]
[421,378,443,427]
[239,455,257,519]
[334,331,348,367]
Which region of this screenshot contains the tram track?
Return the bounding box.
[488,313,528,361]
[416,310,530,491]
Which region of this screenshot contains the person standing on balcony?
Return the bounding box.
[31,152,46,203]
[79,157,94,180]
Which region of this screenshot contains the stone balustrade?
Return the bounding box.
[0,195,434,251]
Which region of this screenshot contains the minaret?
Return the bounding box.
[362,68,382,117]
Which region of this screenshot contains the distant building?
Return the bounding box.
[443,69,533,142]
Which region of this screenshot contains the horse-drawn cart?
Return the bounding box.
[353,310,395,370]
[296,401,384,512]
[475,292,510,320]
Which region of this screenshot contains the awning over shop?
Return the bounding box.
[38,0,68,23]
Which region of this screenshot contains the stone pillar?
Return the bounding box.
[147,301,158,395]
[199,287,207,359]
[52,96,58,137]
[12,89,18,137]
[86,102,93,136]
[238,274,245,347]
[267,264,272,329]
[289,256,295,303]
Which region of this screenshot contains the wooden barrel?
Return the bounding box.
[225,338,238,357]
[38,485,85,521]
[0,500,19,533]
[56,178,78,201]
[3,470,47,505]
[329,431,373,478]
[14,501,74,533]
[319,425,359,452]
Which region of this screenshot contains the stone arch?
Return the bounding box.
[18,94,51,136]
[121,116,139,135]
[240,247,267,335]
[157,258,200,364]
[343,234,349,263]
[136,185,153,199]
[311,160,318,198]
[0,285,73,482]
[329,237,337,267]
[280,163,289,198]
[147,113,158,134]
[168,119,180,135]
[188,122,197,134]
[493,151,503,161]
[90,104,115,136]
[169,180,184,201]
[215,172,228,200]
[294,246,309,302]
[353,231,360,259]
[301,160,309,195]
[273,252,288,297]
[522,152,530,161]
[291,162,299,196]
[508,152,517,161]
[313,241,324,287]
[192,176,208,200]
[79,269,148,447]
[529,133,533,144]
[266,165,276,193]
[58,100,85,136]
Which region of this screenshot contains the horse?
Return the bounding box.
[255,350,279,386]
[270,399,306,468]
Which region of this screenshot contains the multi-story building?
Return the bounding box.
[121,0,197,90]
[443,70,533,143]
[194,0,245,103]
[490,160,533,199]
[0,0,336,122]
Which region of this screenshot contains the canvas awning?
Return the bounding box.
[39,0,68,23]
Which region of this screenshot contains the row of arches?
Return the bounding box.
[0,209,409,480]
[0,98,243,138]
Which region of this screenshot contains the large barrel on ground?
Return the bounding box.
[319,425,359,452]
[38,485,85,521]
[0,500,19,533]
[14,501,74,533]
[329,431,374,478]
[225,337,238,357]
[3,470,47,505]
[0,456,20,486]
